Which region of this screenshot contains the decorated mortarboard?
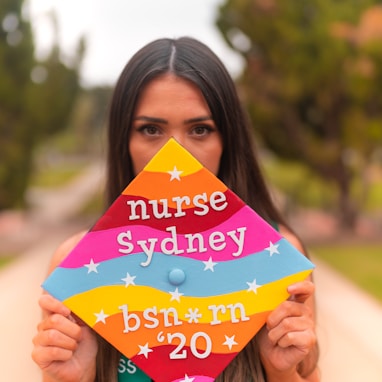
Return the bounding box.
[43,138,314,382]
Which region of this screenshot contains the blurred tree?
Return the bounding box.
[0,1,84,210]
[68,86,113,154]
[217,0,382,230]
[0,0,35,209]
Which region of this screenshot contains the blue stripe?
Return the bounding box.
[43,238,314,301]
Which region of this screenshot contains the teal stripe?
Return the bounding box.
[117,355,151,381]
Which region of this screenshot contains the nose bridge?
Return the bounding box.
[170,130,186,146]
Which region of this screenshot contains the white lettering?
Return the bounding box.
[184,232,207,253]
[143,307,159,329]
[227,303,250,323]
[126,200,149,220]
[137,238,158,266]
[172,196,191,217]
[227,227,247,257]
[209,191,227,211]
[159,307,183,327]
[209,231,226,251]
[117,226,248,266]
[117,231,134,254]
[148,199,172,219]
[208,304,226,325]
[208,303,249,325]
[126,192,228,221]
[193,193,209,216]
[161,226,185,255]
[119,304,140,333]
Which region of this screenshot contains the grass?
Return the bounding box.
[310,243,382,302]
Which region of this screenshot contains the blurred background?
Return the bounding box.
[0,0,381,380]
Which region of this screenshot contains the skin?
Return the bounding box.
[259,232,319,382]
[129,74,223,175]
[33,232,98,382]
[32,74,319,382]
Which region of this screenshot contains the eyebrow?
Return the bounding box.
[134,115,214,124]
[134,116,167,124]
[184,116,214,124]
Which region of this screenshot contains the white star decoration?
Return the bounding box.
[247,278,262,294]
[181,375,195,382]
[202,257,217,272]
[138,343,153,359]
[169,287,184,302]
[185,308,202,323]
[167,166,183,181]
[223,335,238,350]
[121,272,136,287]
[94,309,109,324]
[265,241,280,256]
[84,258,100,274]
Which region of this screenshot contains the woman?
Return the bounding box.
[32,37,319,382]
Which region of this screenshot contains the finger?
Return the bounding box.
[267,300,311,330]
[267,315,313,345]
[37,313,82,342]
[39,294,71,317]
[287,280,315,303]
[33,327,79,351]
[32,345,74,368]
[274,328,316,351]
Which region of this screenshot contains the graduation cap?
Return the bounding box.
[43,138,314,382]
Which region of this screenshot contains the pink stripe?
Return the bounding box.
[60,206,281,268]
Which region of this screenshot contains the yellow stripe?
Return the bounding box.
[143,138,203,175]
[64,270,312,325]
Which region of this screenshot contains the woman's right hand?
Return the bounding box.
[32,294,98,382]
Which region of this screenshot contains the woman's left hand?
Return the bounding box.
[257,280,317,376]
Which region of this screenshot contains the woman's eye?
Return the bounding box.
[192,125,213,136]
[138,125,160,135]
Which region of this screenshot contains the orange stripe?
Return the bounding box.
[122,168,227,209]
[94,310,270,358]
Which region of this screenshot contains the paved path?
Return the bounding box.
[1,164,382,381]
[0,163,104,381]
[314,258,382,380]
[0,229,82,381]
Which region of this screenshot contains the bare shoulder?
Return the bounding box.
[47,230,88,274]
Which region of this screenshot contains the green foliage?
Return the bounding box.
[79,191,104,218]
[311,243,382,302]
[262,157,337,210]
[217,0,382,229]
[263,156,382,215]
[30,164,84,188]
[0,0,35,208]
[67,86,112,154]
[365,179,382,211]
[0,1,84,210]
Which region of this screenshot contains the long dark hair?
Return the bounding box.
[98,37,292,381]
[106,36,284,225]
